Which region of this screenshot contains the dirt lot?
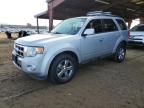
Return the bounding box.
[0,35,144,108]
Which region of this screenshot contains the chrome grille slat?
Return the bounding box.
[14,44,24,58]
[15,48,23,53]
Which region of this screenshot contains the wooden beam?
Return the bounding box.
[95,0,132,10]
[36,18,40,34]
[48,2,53,31]
[128,20,132,29]
[52,0,65,8]
[47,0,65,8]
[140,17,144,23]
[47,0,65,31]
[43,0,143,22]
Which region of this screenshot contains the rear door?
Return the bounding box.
[100,19,120,54]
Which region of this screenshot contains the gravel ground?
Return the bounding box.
[0,39,144,108]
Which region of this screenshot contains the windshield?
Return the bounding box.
[51,18,86,35]
[131,25,144,31]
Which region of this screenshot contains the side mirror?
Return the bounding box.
[83,28,95,36]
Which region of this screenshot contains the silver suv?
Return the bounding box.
[12,12,128,84]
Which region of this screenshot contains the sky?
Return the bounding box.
[131,19,140,28]
[0,0,50,26]
[0,0,140,28]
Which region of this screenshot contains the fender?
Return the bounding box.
[40,43,81,77]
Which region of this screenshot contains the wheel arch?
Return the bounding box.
[51,51,79,63]
[120,40,127,47]
[47,50,79,78]
[113,39,127,53]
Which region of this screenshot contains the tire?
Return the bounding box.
[114,43,126,63]
[49,53,78,84]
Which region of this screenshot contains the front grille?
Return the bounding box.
[14,44,24,58]
[12,54,21,67]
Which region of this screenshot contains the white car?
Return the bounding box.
[128,24,144,46]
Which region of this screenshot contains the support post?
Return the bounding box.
[48,1,53,32]
[36,18,40,34]
[128,20,132,29]
[140,17,144,24]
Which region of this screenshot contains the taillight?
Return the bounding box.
[128,31,130,39]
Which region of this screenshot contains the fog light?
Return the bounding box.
[27,65,36,71]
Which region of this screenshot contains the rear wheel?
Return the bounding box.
[114,43,126,63]
[49,54,78,84]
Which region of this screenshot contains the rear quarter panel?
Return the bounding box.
[112,18,128,53]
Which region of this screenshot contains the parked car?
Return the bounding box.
[12,11,128,84]
[18,30,37,38]
[26,30,37,35]
[128,24,144,46]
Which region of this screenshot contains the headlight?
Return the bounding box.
[24,46,44,57]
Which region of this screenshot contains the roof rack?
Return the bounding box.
[87,11,113,16]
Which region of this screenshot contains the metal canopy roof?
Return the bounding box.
[35,0,144,21]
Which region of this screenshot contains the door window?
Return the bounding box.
[116,19,127,30]
[85,19,103,34]
[102,19,118,32]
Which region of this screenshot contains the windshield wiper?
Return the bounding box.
[52,32,63,34]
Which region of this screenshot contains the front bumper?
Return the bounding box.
[12,50,47,80]
[128,41,144,46]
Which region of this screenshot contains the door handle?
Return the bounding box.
[99,39,104,42]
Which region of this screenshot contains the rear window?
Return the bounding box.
[116,19,127,30]
[102,19,118,32]
[131,25,144,31]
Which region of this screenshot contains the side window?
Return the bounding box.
[85,19,103,34]
[116,19,127,30]
[102,19,118,32]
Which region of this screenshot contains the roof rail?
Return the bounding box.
[87,11,113,16]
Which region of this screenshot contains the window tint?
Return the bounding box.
[131,25,144,31]
[85,19,103,34]
[51,18,86,35]
[116,19,127,30]
[102,19,118,32]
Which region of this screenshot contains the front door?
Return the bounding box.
[81,19,104,60]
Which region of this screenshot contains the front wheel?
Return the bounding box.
[49,54,78,84]
[114,43,126,63]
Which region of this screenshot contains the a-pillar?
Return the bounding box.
[48,1,53,32]
[128,20,132,29]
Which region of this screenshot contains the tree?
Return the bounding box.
[27,23,32,28]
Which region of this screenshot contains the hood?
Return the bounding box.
[15,33,69,46]
[130,31,144,36]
